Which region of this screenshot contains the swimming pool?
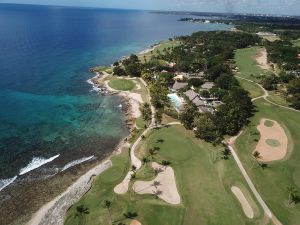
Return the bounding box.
[168,93,185,109]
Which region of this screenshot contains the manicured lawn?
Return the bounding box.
[237,77,264,99]
[108,79,135,91]
[65,125,265,225]
[135,125,263,225]
[234,47,268,82]
[267,91,291,107]
[235,99,300,225]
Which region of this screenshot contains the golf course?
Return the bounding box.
[64,123,266,225]
[233,46,300,225]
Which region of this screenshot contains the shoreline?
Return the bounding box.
[26,160,113,225]
[25,62,146,225]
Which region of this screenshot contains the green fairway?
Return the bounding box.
[108,78,135,91]
[237,77,264,99]
[234,47,268,82]
[235,99,300,225]
[65,125,264,225]
[135,125,264,225]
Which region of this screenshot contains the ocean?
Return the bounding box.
[0,4,231,223]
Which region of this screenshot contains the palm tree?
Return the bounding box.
[251,151,262,169]
[153,189,163,199]
[142,157,149,165]
[161,160,171,168]
[148,148,156,160]
[253,151,261,160]
[287,185,298,205]
[76,205,89,217]
[131,165,137,172]
[123,211,138,219]
[104,200,112,225]
[75,205,89,225]
[152,181,161,189]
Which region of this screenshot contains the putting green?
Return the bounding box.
[265,139,281,147]
[264,120,274,127]
[108,78,135,91]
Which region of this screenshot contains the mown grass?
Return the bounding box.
[267,91,291,107]
[237,77,264,99]
[135,117,147,129]
[235,99,300,225]
[234,47,273,83]
[108,79,135,91]
[65,125,265,225]
[136,125,264,225]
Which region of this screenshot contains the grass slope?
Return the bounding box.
[235,99,300,225]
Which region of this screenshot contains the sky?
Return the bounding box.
[0,0,300,16]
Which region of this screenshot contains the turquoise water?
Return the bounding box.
[0,4,232,190]
[168,93,185,109]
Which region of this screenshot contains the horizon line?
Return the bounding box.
[0,2,299,17]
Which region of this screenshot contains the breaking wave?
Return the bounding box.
[19,154,60,176]
[61,155,95,172]
[0,176,17,192]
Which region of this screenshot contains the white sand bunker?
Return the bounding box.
[130,220,142,225]
[255,48,271,70]
[133,162,181,205]
[254,118,288,162]
[231,186,254,219]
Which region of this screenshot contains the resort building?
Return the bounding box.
[184,89,222,114]
[256,32,277,36]
[184,90,198,101]
[172,81,188,92]
[201,82,214,90]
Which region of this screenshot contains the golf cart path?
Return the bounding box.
[236,75,300,113]
[227,134,282,225]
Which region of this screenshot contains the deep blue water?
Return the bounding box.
[0,4,232,189]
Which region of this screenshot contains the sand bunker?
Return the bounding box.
[133,162,181,205]
[130,220,142,225]
[231,186,254,219]
[255,48,271,70]
[254,118,288,162]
